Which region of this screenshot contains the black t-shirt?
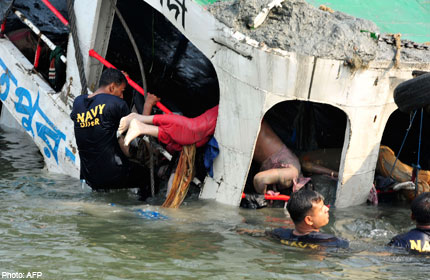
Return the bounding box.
[266,228,349,250]
[388,228,430,254]
[70,93,130,188]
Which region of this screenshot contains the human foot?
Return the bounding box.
[124,118,145,146]
[118,113,137,134]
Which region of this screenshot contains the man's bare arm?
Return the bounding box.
[142,92,160,116]
[301,161,338,178]
[253,167,298,194]
[118,135,130,157]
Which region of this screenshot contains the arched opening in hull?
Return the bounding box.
[243,100,347,208]
[105,0,220,118]
[378,109,430,202]
[101,0,220,200]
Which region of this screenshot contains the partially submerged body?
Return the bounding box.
[267,228,349,250]
[252,120,340,194]
[389,228,430,254]
[253,120,309,194]
[388,192,430,254]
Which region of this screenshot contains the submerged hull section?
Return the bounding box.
[1,0,429,208]
[147,0,430,207]
[0,39,79,177]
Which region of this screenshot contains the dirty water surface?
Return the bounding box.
[1,126,429,279]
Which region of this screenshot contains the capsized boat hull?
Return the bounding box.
[1,0,430,208]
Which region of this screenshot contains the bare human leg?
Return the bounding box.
[118,114,155,135]
[124,118,159,146]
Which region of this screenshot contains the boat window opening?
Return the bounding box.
[105,0,219,118]
[244,100,347,206]
[104,0,220,186]
[4,0,69,92]
[382,109,430,170]
[378,109,430,202]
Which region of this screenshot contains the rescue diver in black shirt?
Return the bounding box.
[388,192,430,254]
[238,188,349,250]
[70,68,149,191]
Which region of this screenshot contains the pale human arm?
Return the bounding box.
[253,169,280,194]
[253,166,298,194]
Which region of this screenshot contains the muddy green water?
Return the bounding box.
[1,126,429,280]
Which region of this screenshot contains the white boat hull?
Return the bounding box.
[1,0,430,208]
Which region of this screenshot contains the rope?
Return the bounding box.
[109,0,155,197]
[66,0,88,95]
[162,144,196,208]
[109,0,147,94]
[415,108,424,196]
[389,110,417,178]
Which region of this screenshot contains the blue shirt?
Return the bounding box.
[389,228,430,254]
[266,228,349,250]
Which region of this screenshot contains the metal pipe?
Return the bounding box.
[89,49,172,114]
[13,10,66,63]
[41,0,69,27]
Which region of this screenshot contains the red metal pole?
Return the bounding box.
[41,0,69,27]
[0,18,6,38]
[241,193,290,201]
[34,39,41,69]
[41,3,172,114]
[89,49,172,114]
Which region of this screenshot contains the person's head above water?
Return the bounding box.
[97,68,127,99]
[411,192,430,226]
[287,188,329,234]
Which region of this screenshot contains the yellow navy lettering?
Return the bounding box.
[76,104,105,128]
[280,239,321,250]
[410,240,430,252]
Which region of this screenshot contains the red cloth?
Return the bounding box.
[153,105,219,151]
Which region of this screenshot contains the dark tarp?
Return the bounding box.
[5,0,68,37]
[107,0,220,118]
[0,0,14,22]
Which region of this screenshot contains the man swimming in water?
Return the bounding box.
[238,188,349,250]
[388,192,430,253]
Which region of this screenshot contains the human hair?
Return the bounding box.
[98,68,126,88]
[411,192,430,225]
[287,188,324,224]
